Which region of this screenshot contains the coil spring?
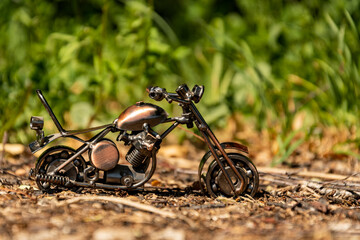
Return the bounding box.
[125,147,147,167]
[35,174,70,186]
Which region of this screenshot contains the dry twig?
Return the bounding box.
[56,195,197,227]
[258,167,360,182]
[56,195,177,218]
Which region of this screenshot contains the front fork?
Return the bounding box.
[190,103,246,196]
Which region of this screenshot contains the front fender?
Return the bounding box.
[197,142,249,193]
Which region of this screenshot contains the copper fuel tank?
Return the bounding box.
[115,102,168,131]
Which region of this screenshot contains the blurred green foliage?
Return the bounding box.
[0,0,359,144]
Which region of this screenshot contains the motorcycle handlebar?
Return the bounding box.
[147,86,166,101]
[147,84,204,104]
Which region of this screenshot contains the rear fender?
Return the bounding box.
[29,133,63,153]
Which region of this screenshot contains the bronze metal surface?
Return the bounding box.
[90,140,120,171]
[116,102,168,131]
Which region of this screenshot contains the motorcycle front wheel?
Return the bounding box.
[205,153,259,198]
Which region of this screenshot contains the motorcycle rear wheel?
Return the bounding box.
[35,146,86,193]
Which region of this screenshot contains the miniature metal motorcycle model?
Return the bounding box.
[29,84,259,197]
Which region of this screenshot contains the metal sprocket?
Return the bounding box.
[35,146,86,192]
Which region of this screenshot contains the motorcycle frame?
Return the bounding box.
[33,89,248,195]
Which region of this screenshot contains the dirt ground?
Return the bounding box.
[1,129,360,240]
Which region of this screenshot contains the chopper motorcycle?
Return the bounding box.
[29,84,259,198]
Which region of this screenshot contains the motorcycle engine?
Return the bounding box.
[125,130,159,168]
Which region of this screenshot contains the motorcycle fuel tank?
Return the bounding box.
[115,102,168,131]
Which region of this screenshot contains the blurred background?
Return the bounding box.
[1,0,360,166]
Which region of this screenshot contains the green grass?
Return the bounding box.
[0,0,359,154]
